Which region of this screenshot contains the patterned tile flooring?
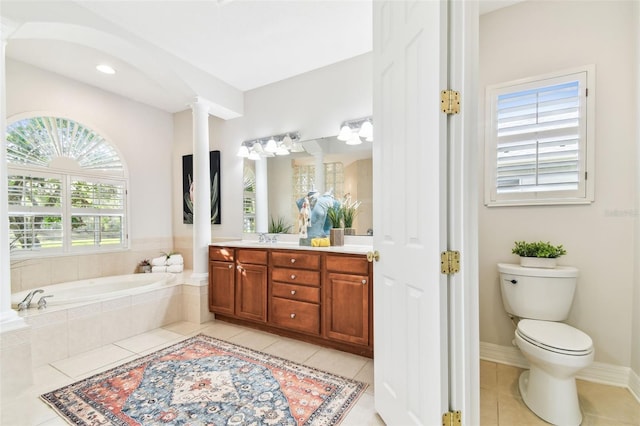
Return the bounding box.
[1,320,638,425]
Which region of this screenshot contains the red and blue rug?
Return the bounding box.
[41,334,367,425]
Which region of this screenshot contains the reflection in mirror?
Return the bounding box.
[243,136,372,236]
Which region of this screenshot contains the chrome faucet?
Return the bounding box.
[258,233,268,243]
[37,295,54,310]
[17,289,44,311]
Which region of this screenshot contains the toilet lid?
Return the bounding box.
[517,319,593,355]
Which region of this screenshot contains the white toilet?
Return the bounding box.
[498,263,594,426]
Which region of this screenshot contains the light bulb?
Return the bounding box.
[237,145,250,157]
[346,133,362,145]
[265,138,278,153]
[282,134,293,148]
[337,125,352,141]
[359,121,373,140]
[276,145,290,156]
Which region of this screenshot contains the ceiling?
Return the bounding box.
[1,0,522,116]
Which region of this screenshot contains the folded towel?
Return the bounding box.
[152,265,167,273]
[167,254,184,265]
[151,256,167,266]
[167,264,183,273]
[311,237,330,247]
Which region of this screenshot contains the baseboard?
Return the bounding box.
[629,369,640,403]
[480,341,633,389]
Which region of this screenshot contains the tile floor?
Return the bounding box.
[1,320,638,425]
[480,360,640,425]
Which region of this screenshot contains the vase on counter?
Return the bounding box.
[330,228,344,246]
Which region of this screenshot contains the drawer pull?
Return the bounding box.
[290,258,296,264]
[290,313,296,319]
[290,274,296,280]
[362,279,367,285]
[291,290,297,295]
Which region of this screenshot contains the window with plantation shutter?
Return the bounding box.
[485,66,595,206]
[7,116,128,257]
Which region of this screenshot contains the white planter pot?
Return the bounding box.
[519,256,557,269]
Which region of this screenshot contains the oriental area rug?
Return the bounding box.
[41,334,367,425]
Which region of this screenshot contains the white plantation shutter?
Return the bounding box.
[8,171,64,252]
[7,116,128,256]
[70,178,126,249]
[485,67,595,206]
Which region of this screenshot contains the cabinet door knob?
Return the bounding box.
[236,265,242,271]
[362,279,367,285]
[290,313,296,319]
[228,264,233,269]
[290,274,296,280]
[290,258,296,264]
[291,290,296,295]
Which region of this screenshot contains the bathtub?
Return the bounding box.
[12,273,176,309]
[12,272,197,367]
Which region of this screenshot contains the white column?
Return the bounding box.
[314,152,325,193]
[254,158,268,233]
[0,37,21,327]
[190,99,211,280]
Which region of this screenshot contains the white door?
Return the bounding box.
[373,0,478,424]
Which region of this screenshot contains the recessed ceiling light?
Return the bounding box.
[96,64,116,75]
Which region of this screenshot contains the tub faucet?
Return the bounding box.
[37,295,53,310]
[17,289,44,311]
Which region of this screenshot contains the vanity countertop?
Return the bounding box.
[210,239,373,255]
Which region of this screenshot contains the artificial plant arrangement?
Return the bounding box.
[269,216,292,234]
[326,205,343,229]
[326,205,344,246]
[341,197,361,230]
[512,240,567,268]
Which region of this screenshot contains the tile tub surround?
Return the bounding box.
[11,271,210,368]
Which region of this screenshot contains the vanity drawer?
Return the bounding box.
[325,254,369,275]
[271,268,320,286]
[209,246,234,262]
[272,282,320,303]
[270,298,320,335]
[271,251,320,270]
[237,249,267,265]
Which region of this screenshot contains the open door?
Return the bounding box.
[373,1,479,424]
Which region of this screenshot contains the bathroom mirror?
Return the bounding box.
[243,136,372,236]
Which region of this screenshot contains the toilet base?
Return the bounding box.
[519,370,582,426]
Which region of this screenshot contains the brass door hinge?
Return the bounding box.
[440,250,460,275]
[442,410,462,426]
[440,89,460,114]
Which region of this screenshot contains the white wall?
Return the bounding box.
[632,0,640,379]
[7,60,175,289]
[479,1,638,368]
[172,53,372,250]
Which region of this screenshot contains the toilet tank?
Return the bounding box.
[498,263,579,321]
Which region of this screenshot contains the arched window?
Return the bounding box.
[7,116,128,256]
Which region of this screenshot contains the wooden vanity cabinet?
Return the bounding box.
[324,254,372,347]
[235,249,268,323]
[269,251,321,335]
[208,247,235,315]
[208,247,268,323]
[208,245,373,357]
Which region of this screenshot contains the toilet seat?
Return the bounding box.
[517,319,593,356]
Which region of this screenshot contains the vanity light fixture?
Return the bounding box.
[238,131,301,160]
[337,116,373,144]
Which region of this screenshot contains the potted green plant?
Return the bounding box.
[327,205,344,246]
[269,216,292,234]
[138,259,152,273]
[512,240,567,268]
[341,198,361,235]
